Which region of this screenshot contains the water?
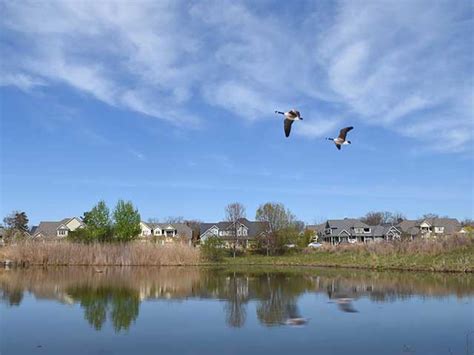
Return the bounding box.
[1,266,473,355]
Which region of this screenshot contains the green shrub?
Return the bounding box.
[201,235,225,262]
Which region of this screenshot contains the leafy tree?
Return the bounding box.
[255,202,301,255]
[113,200,141,242]
[84,201,113,242]
[69,201,113,243]
[2,211,29,240]
[298,229,316,248]
[68,228,91,243]
[201,235,225,262]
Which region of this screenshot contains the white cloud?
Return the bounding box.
[317,0,473,150]
[0,0,472,152]
[0,73,46,92]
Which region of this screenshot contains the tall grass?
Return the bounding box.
[1,241,200,266]
[314,235,474,256]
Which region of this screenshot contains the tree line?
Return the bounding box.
[202,201,313,260]
[69,200,141,243]
[1,204,472,246]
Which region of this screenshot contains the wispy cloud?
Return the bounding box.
[0,73,46,92]
[1,0,472,152]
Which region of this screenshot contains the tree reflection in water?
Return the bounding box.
[1,266,473,331]
[254,274,309,326]
[67,286,140,332]
[223,273,248,328]
[0,288,23,306]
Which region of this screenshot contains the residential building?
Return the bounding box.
[30,217,84,238]
[199,218,270,248]
[315,219,401,244]
[397,218,462,239]
[305,223,325,241]
[139,222,193,245]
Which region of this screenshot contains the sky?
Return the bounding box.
[0,0,473,226]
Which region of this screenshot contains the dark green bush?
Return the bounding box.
[201,235,225,262]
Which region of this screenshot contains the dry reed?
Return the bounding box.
[317,235,474,256]
[1,240,200,266]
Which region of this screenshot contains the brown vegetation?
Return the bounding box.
[0,241,200,266]
[314,235,473,256]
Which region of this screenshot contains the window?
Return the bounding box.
[364,228,371,233]
[435,227,444,234]
[57,229,68,237]
[355,228,364,234]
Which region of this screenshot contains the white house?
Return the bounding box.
[139,221,193,244]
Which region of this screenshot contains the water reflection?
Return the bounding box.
[67,286,140,331]
[1,266,473,332]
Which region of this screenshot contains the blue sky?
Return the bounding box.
[0,0,473,225]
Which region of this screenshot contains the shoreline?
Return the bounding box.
[1,258,472,273]
[1,241,472,273]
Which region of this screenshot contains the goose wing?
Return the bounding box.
[335,143,341,150]
[338,126,353,140]
[284,119,294,137]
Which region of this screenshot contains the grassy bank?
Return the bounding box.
[1,237,472,272]
[222,238,474,272]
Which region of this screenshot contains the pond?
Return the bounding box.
[1,266,473,355]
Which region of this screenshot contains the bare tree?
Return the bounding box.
[361,211,405,225]
[361,211,385,226]
[184,219,201,245]
[461,218,474,227]
[225,202,246,258]
[164,216,184,224]
[389,212,406,224]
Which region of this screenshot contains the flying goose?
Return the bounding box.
[326,126,354,150]
[275,109,303,138]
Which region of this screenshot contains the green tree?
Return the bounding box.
[84,201,113,242]
[201,235,225,262]
[113,200,141,242]
[2,211,29,240]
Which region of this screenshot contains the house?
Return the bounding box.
[397,218,462,239]
[305,223,325,241]
[30,217,84,238]
[139,222,193,245]
[199,218,270,248]
[317,219,401,244]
